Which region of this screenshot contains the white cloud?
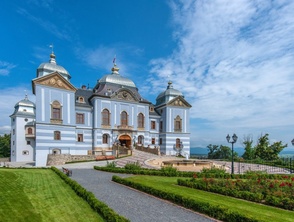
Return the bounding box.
[0,86,35,135]
[148,0,294,146]
[77,44,144,78]
[0,61,16,76]
[17,7,70,41]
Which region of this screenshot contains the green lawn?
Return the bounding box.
[0,168,104,222]
[124,175,294,222]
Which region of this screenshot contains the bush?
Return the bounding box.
[200,165,226,174]
[160,166,178,176]
[106,161,117,168]
[124,161,142,170]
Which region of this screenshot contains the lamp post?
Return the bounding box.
[291,139,294,173]
[226,133,238,175]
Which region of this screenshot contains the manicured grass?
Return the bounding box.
[124,175,294,222]
[0,168,104,222]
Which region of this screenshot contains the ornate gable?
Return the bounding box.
[166,96,192,108]
[32,72,76,94]
[111,89,138,102]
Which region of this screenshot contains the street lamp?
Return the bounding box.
[226,133,238,175]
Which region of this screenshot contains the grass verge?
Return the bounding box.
[0,168,105,222]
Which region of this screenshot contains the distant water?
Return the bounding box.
[190,147,294,157]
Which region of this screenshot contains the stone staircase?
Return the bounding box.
[115,149,160,169]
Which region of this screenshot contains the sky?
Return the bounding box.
[1,0,294,150]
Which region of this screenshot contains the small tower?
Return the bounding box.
[155,81,192,156]
[10,94,36,162]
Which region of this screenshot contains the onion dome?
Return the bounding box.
[156,81,183,106]
[37,52,71,81]
[98,64,136,88]
[10,95,35,117]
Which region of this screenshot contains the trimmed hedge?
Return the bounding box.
[94,166,293,180]
[51,167,129,222]
[112,175,259,222]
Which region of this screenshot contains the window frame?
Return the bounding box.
[102,109,110,125]
[54,131,61,140]
[76,113,85,124]
[77,134,83,142]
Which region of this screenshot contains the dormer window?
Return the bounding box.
[77,96,85,103]
[149,107,154,112]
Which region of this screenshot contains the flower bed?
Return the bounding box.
[178,174,294,210]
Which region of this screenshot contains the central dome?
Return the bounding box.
[98,64,136,88]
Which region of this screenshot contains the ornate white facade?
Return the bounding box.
[10,52,191,166]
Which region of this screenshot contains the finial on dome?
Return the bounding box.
[24,90,28,100]
[167,80,173,89]
[49,44,56,64]
[111,56,119,74]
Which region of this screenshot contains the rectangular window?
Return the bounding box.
[151,138,155,145]
[76,113,85,124]
[159,138,162,145]
[54,131,61,140]
[52,108,61,119]
[27,141,31,145]
[151,121,156,130]
[77,134,83,142]
[160,121,163,132]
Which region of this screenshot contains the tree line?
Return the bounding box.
[0,134,11,158]
[207,133,287,161]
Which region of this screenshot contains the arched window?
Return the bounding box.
[102,109,110,125]
[27,127,33,135]
[54,131,61,140]
[51,101,62,122]
[79,97,84,103]
[138,135,143,145]
[102,134,108,144]
[121,111,128,126]
[137,113,144,128]
[174,115,182,132]
[176,138,181,148]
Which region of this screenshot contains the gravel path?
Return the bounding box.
[70,168,217,222]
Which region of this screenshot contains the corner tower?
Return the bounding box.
[155,81,192,156]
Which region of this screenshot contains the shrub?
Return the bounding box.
[160,166,178,176]
[200,165,226,174]
[124,161,142,170]
[106,161,117,168]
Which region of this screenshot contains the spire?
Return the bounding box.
[49,44,56,64]
[111,56,119,74]
[24,90,28,100]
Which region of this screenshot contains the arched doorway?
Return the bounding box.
[119,134,131,148]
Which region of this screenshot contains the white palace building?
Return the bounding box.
[10,52,191,166]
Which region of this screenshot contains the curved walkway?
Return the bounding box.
[69,168,217,222]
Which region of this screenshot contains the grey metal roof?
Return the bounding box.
[14,98,35,108]
[37,53,71,79]
[98,64,136,88]
[75,88,93,107]
[156,81,183,106]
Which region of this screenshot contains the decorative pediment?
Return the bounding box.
[167,96,192,108]
[111,89,138,102]
[32,72,76,94]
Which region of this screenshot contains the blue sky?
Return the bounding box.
[1,0,294,150]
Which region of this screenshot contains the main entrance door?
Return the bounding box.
[119,135,131,148]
